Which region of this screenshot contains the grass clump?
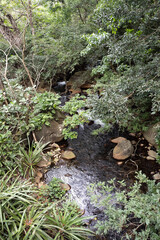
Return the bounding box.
[18,140,48,178]
[0,171,94,240]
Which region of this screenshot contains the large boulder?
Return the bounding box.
[35,119,64,144]
[113,139,134,160]
[143,123,160,148]
[54,110,65,124]
[67,70,94,90]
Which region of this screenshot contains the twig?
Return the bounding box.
[133,138,141,155]
[22,27,35,89]
[12,25,36,90]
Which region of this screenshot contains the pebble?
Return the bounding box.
[153,173,160,180]
[62,150,76,160]
[129,133,136,137]
[111,137,126,143]
[148,150,157,159]
[60,183,71,191]
[146,156,155,161]
[117,161,123,166]
[47,151,55,157]
[35,176,41,184]
[36,171,43,178]
[51,143,60,149]
[37,160,51,168]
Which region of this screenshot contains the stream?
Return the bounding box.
[45,123,134,239]
[45,80,160,239]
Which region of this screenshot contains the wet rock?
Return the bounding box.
[129,133,136,137]
[143,123,160,148]
[60,183,71,191]
[148,150,157,159]
[37,87,48,93]
[50,143,60,149]
[153,173,160,180]
[55,158,67,166]
[53,157,60,165]
[67,70,94,89]
[111,137,126,144]
[117,161,123,166]
[35,176,41,184]
[47,151,55,157]
[81,83,93,89]
[113,140,134,160]
[47,146,61,165]
[54,110,65,124]
[146,156,155,161]
[37,160,51,168]
[53,81,66,92]
[131,140,137,145]
[36,171,43,178]
[62,150,76,160]
[35,119,64,144]
[70,88,81,95]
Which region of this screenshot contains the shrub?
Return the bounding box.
[81,0,160,132]
[0,85,61,175]
[46,177,66,201]
[88,171,160,239]
[0,130,19,176]
[0,85,61,137]
[62,94,88,139]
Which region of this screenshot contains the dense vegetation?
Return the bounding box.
[0,0,160,239]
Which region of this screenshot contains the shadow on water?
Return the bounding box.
[45,123,136,240]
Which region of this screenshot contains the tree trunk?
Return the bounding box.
[0,14,22,49]
[27,0,35,37]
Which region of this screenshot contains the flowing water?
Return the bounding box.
[45,123,134,239]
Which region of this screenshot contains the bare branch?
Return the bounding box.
[0,48,15,98]
[11,25,36,91]
[27,0,35,36]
